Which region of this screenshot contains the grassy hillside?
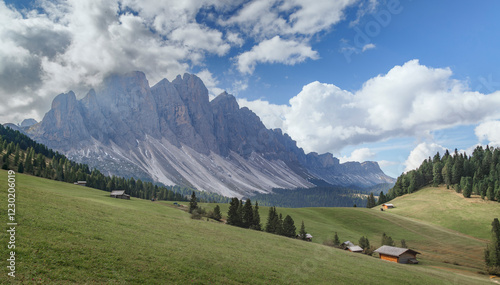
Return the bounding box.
[0,171,491,284]
[381,186,499,240]
[197,200,490,274]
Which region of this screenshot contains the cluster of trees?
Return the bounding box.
[485,218,500,275]
[188,192,223,220]
[227,198,261,230]
[0,125,189,202]
[264,207,298,238]
[366,193,377,208]
[224,197,309,240]
[251,186,369,208]
[387,146,500,202]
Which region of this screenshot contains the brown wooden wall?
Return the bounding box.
[379,254,398,263]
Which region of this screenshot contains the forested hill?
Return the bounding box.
[0,124,229,203]
[386,146,500,203]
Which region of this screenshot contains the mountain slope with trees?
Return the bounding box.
[386,146,500,202]
[0,124,232,202]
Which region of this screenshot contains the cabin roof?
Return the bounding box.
[110,190,126,195]
[348,246,363,252]
[375,245,420,257]
[383,203,394,207]
[343,241,355,247]
[306,234,313,239]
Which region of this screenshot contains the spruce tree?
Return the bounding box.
[189,191,198,213]
[276,213,284,235]
[227,198,241,226]
[381,233,395,246]
[265,207,277,233]
[333,232,340,247]
[401,239,407,248]
[299,221,307,240]
[487,186,495,201]
[242,199,254,228]
[485,218,500,274]
[213,205,222,221]
[282,215,296,237]
[251,201,261,230]
[359,236,370,253]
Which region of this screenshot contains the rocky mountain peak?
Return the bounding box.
[25,71,394,197]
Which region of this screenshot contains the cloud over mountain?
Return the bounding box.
[0,0,361,124]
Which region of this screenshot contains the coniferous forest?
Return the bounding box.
[386,146,500,203]
[251,186,368,208]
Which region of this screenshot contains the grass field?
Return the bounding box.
[378,186,500,240]
[0,170,493,284]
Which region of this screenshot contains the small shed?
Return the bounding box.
[110,190,130,200]
[305,234,313,242]
[347,245,363,253]
[382,203,394,209]
[374,245,420,264]
[74,181,87,186]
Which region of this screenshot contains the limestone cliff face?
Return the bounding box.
[27,71,394,197]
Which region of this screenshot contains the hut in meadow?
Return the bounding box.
[382,203,394,209]
[110,190,130,200]
[374,245,420,264]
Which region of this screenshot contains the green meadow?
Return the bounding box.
[0,170,492,284]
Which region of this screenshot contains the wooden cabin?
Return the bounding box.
[382,203,394,209]
[110,190,130,200]
[74,181,87,186]
[305,234,313,242]
[374,245,420,264]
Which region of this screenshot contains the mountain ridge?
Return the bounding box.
[17,71,394,197]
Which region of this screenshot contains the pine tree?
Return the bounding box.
[282,215,296,237]
[366,193,376,208]
[463,176,473,198]
[487,186,495,201]
[299,221,307,240]
[378,191,386,205]
[333,232,340,247]
[401,239,407,248]
[188,191,198,213]
[359,236,370,253]
[242,199,254,228]
[276,213,284,235]
[485,218,500,274]
[381,232,395,246]
[227,198,241,226]
[213,205,222,221]
[265,207,278,233]
[251,201,261,230]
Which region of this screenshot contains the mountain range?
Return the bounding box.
[11,72,394,198]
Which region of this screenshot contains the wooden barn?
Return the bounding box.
[382,203,394,209]
[110,190,130,200]
[374,245,420,264]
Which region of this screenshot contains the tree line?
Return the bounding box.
[385,146,500,203]
[251,186,369,208]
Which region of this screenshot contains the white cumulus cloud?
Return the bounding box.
[404,142,446,172]
[236,36,319,74]
[242,60,500,154]
[339,148,376,163]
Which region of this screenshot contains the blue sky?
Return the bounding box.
[1,0,500,177]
